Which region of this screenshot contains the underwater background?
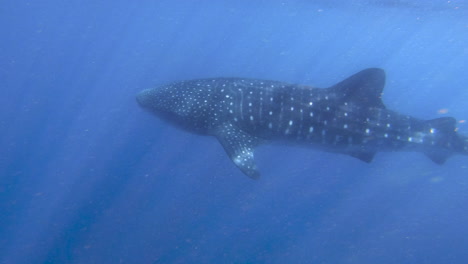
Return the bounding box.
[1,0,468,263]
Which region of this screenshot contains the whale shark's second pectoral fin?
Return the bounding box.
[215,123,261,179]
[349,151,376,163]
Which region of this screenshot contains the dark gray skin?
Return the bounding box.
[137,68,468,179]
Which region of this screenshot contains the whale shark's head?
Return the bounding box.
[136,88,162,111]
[136,87,182,121]
[136,84,213,133]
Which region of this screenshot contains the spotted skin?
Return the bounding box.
[137,68,468,179]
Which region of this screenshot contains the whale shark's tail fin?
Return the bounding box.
[424,117,461,164]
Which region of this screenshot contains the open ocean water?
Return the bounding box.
[1,0,468,263]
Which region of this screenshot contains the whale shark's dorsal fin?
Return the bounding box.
[329,68,386,109]
[215,123,262,179]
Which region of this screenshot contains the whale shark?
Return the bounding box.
[136,68,468,179]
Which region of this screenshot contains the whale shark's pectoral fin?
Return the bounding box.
[215,123,261,179]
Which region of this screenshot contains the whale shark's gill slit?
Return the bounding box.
[259,90,263,121]
[238,88,244,120]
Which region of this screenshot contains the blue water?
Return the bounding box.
[1,0,468,263]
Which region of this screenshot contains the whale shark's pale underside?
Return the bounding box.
[137,68,467,179]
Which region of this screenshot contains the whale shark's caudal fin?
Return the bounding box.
[215,123,262,179]
[424,117,458,164]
